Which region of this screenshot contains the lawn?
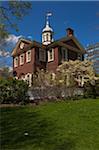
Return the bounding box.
[0,98,99,150]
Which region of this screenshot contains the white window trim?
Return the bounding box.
[48,48,54,62]
[25,73,32,87]
[26,50,31,63]
[20,54,24,65]
[14,57,18,68]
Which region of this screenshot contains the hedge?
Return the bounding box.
[0,78,29,104]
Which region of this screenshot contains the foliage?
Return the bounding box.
[0,78,29,104]
[56,60,96,87]
[0,1,32,67]
[0,67,12,79]
[0,1,32,40]
[32,69,55,87]
[31,60,98,99]
[1,99,99,150]
[32,60,96,88]
[83,79,99,98]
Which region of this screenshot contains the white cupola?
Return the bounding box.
[42,13,54,45]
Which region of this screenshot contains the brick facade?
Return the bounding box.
[12,28,85,86]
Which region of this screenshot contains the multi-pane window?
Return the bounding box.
[48,48,54,62]
[20,54,24,65]
[25,73,32,87]
[14,57,18,67]
[26,50,31,63]
[62,48,67,61]
[39,48,46,62]
[43,34,47,42]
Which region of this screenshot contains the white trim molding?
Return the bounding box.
[26,50,31,63]
[14,56,18,67]
[20,54,24,65]
[48,48,54,62]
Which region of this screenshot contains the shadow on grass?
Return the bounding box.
[1,107,75,150]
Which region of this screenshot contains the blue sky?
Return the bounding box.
[13,1,99,46]
[1,1,99,68]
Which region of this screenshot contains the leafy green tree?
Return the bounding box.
[0,1,32,68]
[0,78,29,104]
[0,67,12,79]
[0,1,32,40]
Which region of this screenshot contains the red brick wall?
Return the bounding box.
[13,48,35,77]
[47,47,59,72]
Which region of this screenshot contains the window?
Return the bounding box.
[62,48,67,61]
[25,73,32,87]
[39,48,46,62]
[26,50,31,63]
[43,34,46,42]
[46,34,49,41]
[78,54,82,60]
[14,57,18,67]
[20,42,25,49]
[48,48,54,62]
[20,54,24,65]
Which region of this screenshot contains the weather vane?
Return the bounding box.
[46,12,52,25]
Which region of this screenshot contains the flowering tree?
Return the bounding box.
[56,60,96,87]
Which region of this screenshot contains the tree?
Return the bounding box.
[0,1,32,68]
[0,1,32,40]
[56,60,96,87]
[0,78,29,104]
[0,67,13,79]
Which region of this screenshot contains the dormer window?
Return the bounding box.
[20,42,25,49]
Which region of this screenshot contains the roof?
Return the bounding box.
[47,35,86,54]
[42,24,53,32]
[42,20,53,33]
[11,38,46,57]
[11,35,86,57]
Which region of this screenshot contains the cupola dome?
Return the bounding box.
[42,13,54,45]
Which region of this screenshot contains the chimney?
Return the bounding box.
[66,28,74,37]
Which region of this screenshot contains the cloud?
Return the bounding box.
[0,34,22,58]
[0,34,22,51]
[27,35,33,40]
[5,34,22,45]
[0,50,10,57]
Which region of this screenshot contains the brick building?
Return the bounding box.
[11,14,85,86]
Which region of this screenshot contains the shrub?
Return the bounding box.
[83,81,97,99]
[0,78,29,104]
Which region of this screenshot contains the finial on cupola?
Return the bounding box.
[42,12,54,45]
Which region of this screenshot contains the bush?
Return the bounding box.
[0,78,29,104]
[83,81,97,99]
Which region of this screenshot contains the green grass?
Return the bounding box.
[0,98,99,150]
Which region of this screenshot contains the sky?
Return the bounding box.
[0,1,99,68]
